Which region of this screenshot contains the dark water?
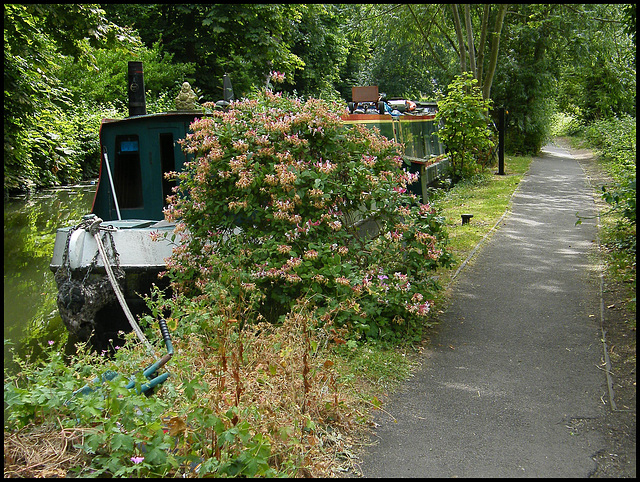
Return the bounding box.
[3,184,96,375]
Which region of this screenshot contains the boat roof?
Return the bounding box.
[100,111,206,125]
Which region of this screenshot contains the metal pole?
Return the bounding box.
[102,148,122,221]
[498,106,505,175]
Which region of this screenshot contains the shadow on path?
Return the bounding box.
[358,145,606,477]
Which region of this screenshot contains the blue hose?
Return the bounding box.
[65,318,173,403]
[126,318,174,394]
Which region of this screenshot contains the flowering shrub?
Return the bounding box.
[163,91,451,340]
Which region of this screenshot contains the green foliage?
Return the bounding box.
[490,4,635,154]
[58,41,196,108]
[602,179,636,229]
[435,73,495,182]
[622,4,636,46]
[491,5,557,154]
[575,114,635,296]
[550,112,583,137]
[584,115,636,228]
[4,339,175,477]
[554,4,636,123]
[4,40,193,191]
[332,6,373,101]
[361,39,440,99]
[584,115,637,176]
[286,4,355,101]
[4,88,185,192]
[577,112,636,312]
[103,4,300,99]
[4,102,112,191]
[3,4,135,193]
[3,4,194,193]
[578,61,636,122]
[503,98,554,155]
[103,4,369,102]
[6,3,636,193]
[163,90,451,341]
[362,4,507,100]
[5,338,260,477]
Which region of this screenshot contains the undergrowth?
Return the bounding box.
[568,114,636,312]
[5,291,377,477]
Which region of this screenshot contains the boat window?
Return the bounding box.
[159,133,176,207]
[114,135,143,209]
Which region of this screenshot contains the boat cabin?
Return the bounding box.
[93,112,200,222]
[343,86,448,200]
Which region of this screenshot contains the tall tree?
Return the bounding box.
[492,4,635,152]
[555,4,636,121]
[399,4,508,99]
[356,4,509,99]
[445,4,508,99]
[102,4,368,101]
[368,4,634,153]
[102,4,304,98]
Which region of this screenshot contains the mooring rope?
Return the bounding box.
[89,220,155,355]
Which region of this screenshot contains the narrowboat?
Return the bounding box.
[50,65,448,350]
[49,62,218,350]
[342,86,448,202]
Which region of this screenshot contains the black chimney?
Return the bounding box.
[127,61,146,117]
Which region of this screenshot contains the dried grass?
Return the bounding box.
[165,303,373,476]
[4,302,374,477]
[4,422,92,478]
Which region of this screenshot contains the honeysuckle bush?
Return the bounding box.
[162,90,452,341]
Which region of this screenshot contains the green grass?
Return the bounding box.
[335,341,419,390]
[431,156,532,292]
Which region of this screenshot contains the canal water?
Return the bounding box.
[4,184,96,376]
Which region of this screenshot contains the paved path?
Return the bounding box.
[359,145,606,477]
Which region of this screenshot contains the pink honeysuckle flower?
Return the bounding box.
[270,71,286,83]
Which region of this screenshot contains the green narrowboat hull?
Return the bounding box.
[342,113,448,200]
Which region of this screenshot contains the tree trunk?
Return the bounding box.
[451,4,467,73]
[482,4,508,100]
[464,5,477,79]
[476,5,491,87]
